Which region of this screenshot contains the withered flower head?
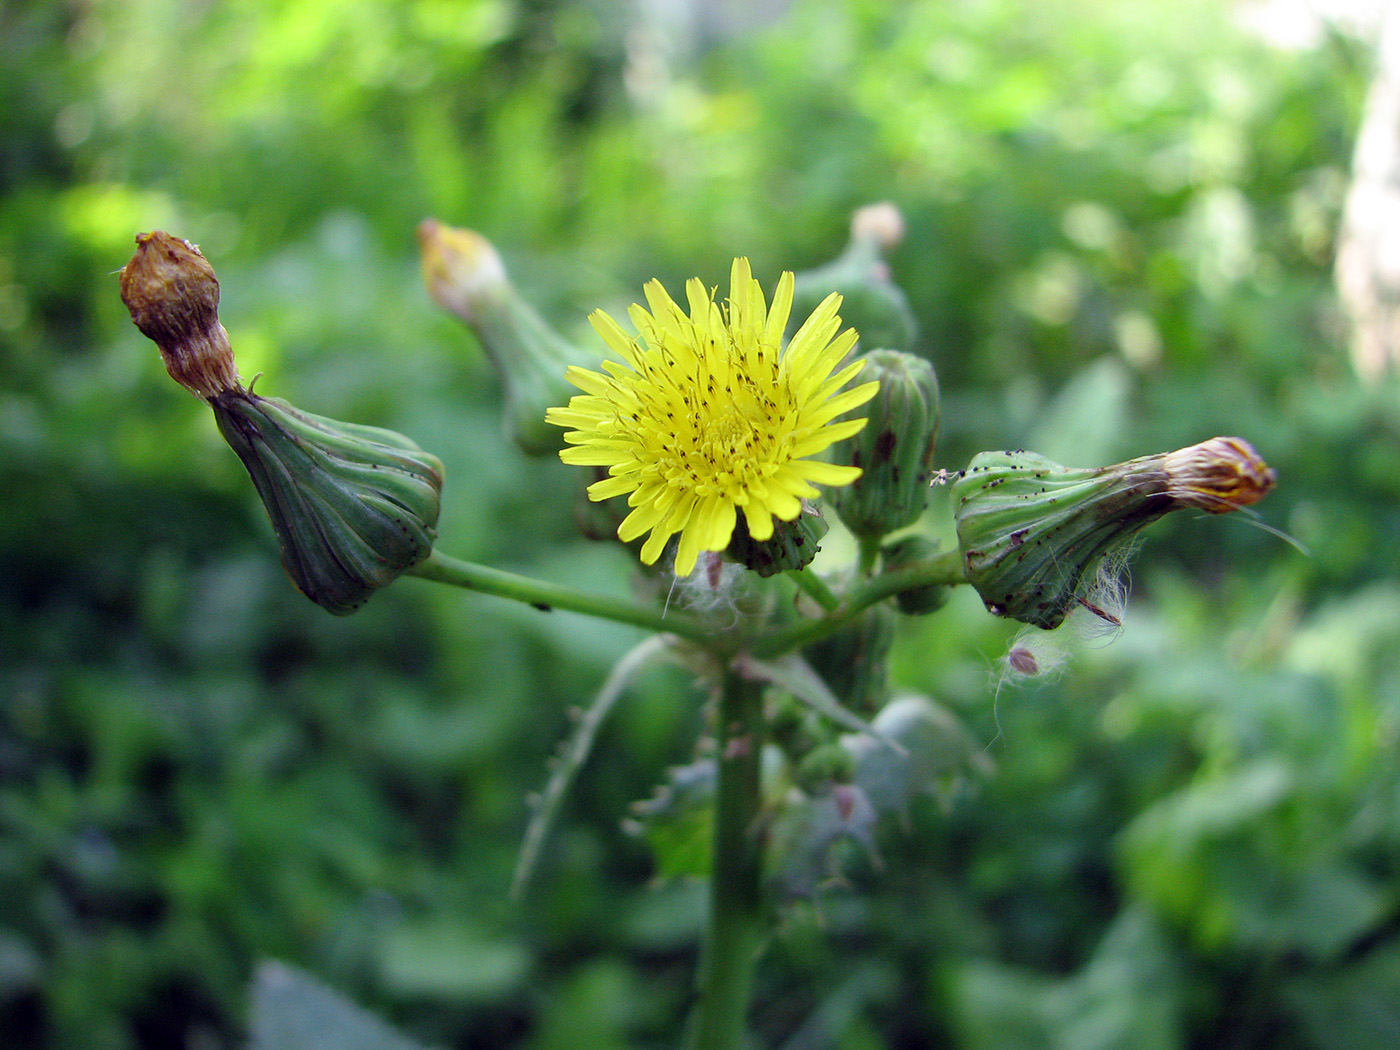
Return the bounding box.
[953,437,1275,630]
[1162,436,1277,512]
[119,231,242,399]
[120,229,444,614]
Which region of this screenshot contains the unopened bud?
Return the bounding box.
[212,393,444,615]
[953,438,1275,629]
[850,202,906,251]
[119,231,241,398]
[829,350,940,538]
[789,204,918,354]
[725,499,829,577]
[418,219,597,456]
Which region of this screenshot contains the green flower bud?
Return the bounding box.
[880,535,951,615]
[829,349,940,538]
[789,203,918,354]
[725,499,829,577]
[418,219,597,456]
[953,437,1276,629]
[212,392,444,615]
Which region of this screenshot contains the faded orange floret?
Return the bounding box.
[415,219,508,324]
[1163,436,1276,513]
[120,231,242,399]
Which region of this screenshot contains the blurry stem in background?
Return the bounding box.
[684,664,767,1050]
[787,567,840,611]
[857,534,882,576]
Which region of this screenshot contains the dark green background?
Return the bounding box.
[3,0,1397,1047]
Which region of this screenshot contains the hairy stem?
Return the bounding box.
[684,665,767,1050]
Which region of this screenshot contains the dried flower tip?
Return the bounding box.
[850,202,906,250]
[419,218,599,456]
[416,219,508,325]
[1163,437,1275,512]
[120,231,242,399]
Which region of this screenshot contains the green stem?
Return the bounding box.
[857,534,882,576]
[750,547,967,659]
[408,549,715,647]
[685,665,767,1050]
[786,568,840,612]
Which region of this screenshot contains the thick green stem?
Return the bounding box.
[751,547,967,658]
[408,549,715,646]
[685,666,767,1050]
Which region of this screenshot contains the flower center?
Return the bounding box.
[654,369,789,499]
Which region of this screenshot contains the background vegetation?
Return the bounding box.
[3,0,1398,1047]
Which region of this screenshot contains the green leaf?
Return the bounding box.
[249,960,436,1050]
[377,923,530,1003]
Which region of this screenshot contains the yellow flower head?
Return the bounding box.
[546,258,880,577]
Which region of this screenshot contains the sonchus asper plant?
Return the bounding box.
[125,211,1277,1050]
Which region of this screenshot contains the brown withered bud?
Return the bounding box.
[119,231,242,399]
[953,437,1276,630]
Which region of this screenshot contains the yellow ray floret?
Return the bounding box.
[546,257,879,576]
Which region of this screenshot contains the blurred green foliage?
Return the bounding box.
[2,0,1398,1047]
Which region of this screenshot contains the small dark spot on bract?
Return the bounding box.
[874,429,897,461]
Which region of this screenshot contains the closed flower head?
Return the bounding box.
[547,258,879,576]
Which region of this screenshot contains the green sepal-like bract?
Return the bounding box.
[952,448,1170,630]
[829,349,940,539]
[952,448,1172,630]
[725,500,829,577]
[211,392,444,615]
[954,439,1276,629]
